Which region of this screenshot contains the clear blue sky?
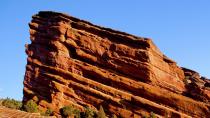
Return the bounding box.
[0,0,210,100]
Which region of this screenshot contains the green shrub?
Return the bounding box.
[60,105,80,118]
[23,100,38,113]
[1,98,22,109]
[84,107,96,118]
[60,106,74,117]
[150,112,156,118]
[44,108,53,116]
[74,109,81,118]
[97,105,106,118]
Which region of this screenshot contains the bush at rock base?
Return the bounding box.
[42,108,53,116]
[1,98,22,110]
[23,100,38,113]
[60,105,80,118]
[83,107,97,118]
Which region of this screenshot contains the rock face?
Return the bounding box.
[23,11,210,118]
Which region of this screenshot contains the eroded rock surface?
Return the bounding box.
[23,11,210,118]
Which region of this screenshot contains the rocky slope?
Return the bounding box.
[23,11,210,118]
[0,106,54,118]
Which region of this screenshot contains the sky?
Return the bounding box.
[0,0,210,100]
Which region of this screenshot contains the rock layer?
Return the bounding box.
[23,11,210,118]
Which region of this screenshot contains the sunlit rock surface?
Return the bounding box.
[23,11,210,118]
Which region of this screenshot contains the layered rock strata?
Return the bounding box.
[23,11,210,118]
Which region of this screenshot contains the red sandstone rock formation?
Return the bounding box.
[23,11,210,118]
